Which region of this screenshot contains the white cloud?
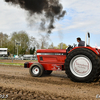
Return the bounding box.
[0,1,40,38]
[59,0,100,34]
[0,0,100,43]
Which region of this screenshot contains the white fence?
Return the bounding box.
[0,57,37,61]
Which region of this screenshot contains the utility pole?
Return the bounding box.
[17,45,18,56]
[14,40,15,55]
[15,40,21,56]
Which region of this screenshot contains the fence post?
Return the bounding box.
[31,56,32,60]
[12,57,13,63]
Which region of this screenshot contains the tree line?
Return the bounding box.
[0,31,68,55]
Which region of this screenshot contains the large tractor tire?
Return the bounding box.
[29,63,44,77]
[64,48,100,83]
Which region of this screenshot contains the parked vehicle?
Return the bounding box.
[22,55,35,60]
[0,48,8,57]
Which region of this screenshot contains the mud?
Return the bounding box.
[0,65,100,100]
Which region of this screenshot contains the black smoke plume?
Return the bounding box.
[5,0,66,33]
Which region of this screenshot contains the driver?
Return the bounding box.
[77,37,85,46]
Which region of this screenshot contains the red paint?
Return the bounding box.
[37,49,66,53]
[25,47,100,71]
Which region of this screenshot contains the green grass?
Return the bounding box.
[0,62,24,66]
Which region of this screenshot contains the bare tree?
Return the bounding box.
[39,34,49,49]
[0,32,9,48]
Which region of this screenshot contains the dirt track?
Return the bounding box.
[0,65,100,100]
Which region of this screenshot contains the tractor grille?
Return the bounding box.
[40,57,43,61]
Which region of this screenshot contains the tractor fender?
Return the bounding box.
[68,47,99,55]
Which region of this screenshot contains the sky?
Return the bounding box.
[0,0,100,47]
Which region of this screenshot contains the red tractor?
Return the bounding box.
[24,33,100,82]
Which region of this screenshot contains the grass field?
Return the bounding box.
[0,62,24,66]
[0,60,38,66]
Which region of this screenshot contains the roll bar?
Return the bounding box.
[85,32,90,47]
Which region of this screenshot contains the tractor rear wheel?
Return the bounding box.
[29,63,44,77]
[64,48,100,83]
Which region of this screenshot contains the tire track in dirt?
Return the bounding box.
[0,73,70,86]
[0,65,100,100]
[0,73,99,88]
[0,86,94,100]
[0,86,74,100]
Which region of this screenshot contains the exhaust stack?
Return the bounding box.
[85,32,90,47]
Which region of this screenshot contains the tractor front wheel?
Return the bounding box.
[29,63,44,77]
